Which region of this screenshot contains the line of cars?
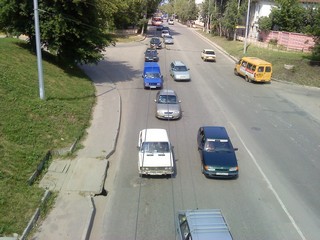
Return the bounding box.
[139,18,237,239]
[139,24,239,181]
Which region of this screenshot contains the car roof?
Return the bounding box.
[202,126,229,139]
[178,209,233,240]
[158,89,176,96]
[172,60,186,66]
[241,57,272,65]
[203,49,215,52]
[140,128,169,142]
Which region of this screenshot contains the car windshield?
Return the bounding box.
[141,142,170,153]
[145,72,161,78]
[204,139,231,152]
[174,66,188,71]
[158,95,177,104]
[151,39,160,43]
[206,51,215,55]
[165,36,172,39]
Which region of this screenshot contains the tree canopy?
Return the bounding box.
[0,0,162,64]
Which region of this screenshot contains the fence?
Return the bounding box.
[258,31,315,52]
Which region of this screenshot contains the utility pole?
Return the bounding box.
[243,0,251,54]
[33,0,45,99]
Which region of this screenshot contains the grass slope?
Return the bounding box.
[0,38,95,236]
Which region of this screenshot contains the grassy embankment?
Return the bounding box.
[197,30,320,88]
[0,38,95,236]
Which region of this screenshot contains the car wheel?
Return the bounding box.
[234,69,239,76]
[245,76,249,82]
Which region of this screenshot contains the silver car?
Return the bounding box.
[170,60,191,81]
[155,89,181,120]
[163,35,174,44]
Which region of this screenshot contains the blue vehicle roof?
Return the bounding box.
[202,126,229,139]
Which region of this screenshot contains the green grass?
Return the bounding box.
[0,38,95,236]
[198,31,320,88]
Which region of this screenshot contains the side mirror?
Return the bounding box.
[234,148,238,151]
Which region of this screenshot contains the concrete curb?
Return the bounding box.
[20,190,51,240]
[81,196,96,240]
[106,88,121,160]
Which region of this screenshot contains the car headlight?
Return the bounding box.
[229,167,238,171]
[173,110,180,114]
[204,165,215,171]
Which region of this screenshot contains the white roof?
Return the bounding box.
[140,129,169,142]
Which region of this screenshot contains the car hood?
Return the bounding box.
[144,76,162,83]
[139,152,173,167]
[202,151,237,167]
[157,103,180,112]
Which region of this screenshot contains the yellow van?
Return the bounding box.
[234,57,272,83]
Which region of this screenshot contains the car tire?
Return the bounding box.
[234,69,239,76]
[201,163,204,174]
[245,75,249,82]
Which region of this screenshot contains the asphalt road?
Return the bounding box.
[89,23,320,240]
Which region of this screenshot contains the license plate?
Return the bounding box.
[216,172,228,176]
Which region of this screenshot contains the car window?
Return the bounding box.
[178,214,191,240]
[258,66,264,72]
[242,61,247,67]
[145,73,161,78]
[205,139,231,152]
[206,51,215,55]
[141,142,169,153]
[158,95,177,104]
[266,66,272,72]
[175,66,187,71]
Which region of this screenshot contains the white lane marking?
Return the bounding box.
[229,122,307,240]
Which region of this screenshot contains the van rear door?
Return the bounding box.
[255,65,272,82]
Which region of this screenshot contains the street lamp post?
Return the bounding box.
[33,0,45,100]
[243,0,251,54]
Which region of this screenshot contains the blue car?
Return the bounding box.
[142,62,163,89]
[197,126,239,178]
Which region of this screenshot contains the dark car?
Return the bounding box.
[150,37,162,49]
[144,48,159,62]
[197,126,239,178]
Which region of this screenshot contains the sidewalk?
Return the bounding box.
[31,64,121,240]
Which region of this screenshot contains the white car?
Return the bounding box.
[137,129,174,176]
[201,49,216,62]
[168,19,174,25]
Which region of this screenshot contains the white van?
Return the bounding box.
[137,129,174,176]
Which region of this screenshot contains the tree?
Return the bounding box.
[0,0,118,64]
[258,16,272,32]
[222,0,240,39]
[174,0,198,23]
[270,0,305,32]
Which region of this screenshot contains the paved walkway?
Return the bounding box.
[31,64,121,240]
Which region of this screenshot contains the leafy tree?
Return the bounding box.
[270,0,305,32]
[0,0,117,64]
[174,0,198,23]
[222,0,240,39]
[258,16,272,32]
